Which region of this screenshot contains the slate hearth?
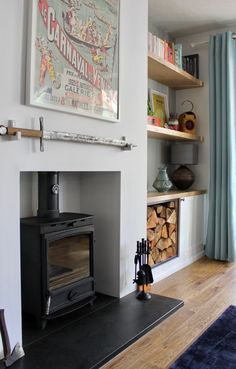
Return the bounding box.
[0,292,183,369]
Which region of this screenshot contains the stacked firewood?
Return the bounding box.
[147,201,178,266]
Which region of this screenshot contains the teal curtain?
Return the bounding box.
[206,32,236,261]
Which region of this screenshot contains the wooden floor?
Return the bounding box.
[102,257,236,369]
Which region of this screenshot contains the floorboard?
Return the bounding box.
[1,257,235,369]
[102,257,236,369]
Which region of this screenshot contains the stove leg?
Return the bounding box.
[36,317,47,330]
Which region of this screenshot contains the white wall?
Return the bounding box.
[20,171,82,217]
[0,0,148,355]
[175,24,236,189]
[80,172,121,296]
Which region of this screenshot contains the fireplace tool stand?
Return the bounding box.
[133,239,153,300]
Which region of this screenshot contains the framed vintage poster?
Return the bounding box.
[149,89,169,127]
[27,0,120,121]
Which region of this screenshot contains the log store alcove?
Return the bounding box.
[147,199,179,266]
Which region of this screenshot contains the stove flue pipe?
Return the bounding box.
[37,172,60,219]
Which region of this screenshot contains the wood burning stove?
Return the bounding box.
[20,172,95,328]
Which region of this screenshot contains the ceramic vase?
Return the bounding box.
[153,167,172,192]
[171,165,195,190]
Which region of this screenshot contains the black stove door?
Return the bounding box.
[42,225,95,314]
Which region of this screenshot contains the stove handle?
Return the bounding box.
[68,290,79,301]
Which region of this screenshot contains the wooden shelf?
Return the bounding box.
[147,53,205,206]
[147,190,207,205]
[147,124,204,142]
[148,53,204,90]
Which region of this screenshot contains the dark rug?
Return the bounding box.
[169,305,236,369]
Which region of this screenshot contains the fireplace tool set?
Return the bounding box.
[133,239,154,300]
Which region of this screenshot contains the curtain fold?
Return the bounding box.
[206,32,236,261]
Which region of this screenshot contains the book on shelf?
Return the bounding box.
[148,31,182,68]
[148,32,153,54]
[182,54,199,78]
[174,44,182,69]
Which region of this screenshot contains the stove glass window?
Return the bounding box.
[48,234,90,290]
